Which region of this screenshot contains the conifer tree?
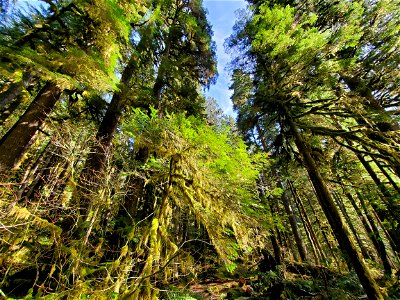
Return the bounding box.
[0,0,142,175]
[227,0,399,298]
[80,0,216,185]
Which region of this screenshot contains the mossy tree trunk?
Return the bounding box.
[369,154,400,193]
[333,191,371,260]
[290,182,327,265]
[279,180,308,262]
[0,82,61,176]
[345,189,393,276]
[80,57,137,184]
[285,106,384,300]
[301,185,340,269]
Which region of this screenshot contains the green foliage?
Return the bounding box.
[2,0,400,299]
[123,108,267,262]
[160,287,202,300]
[0,0,146,94]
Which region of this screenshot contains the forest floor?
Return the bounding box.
[162,262,400,300]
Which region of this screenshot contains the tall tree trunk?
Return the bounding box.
[81,71,133,180]
[285,107,384,300]
[369,154,400,193]
[339,133,400,251]
[369,204,399,259]
[357,187,400,253]
[0,95,23,127]
[17,136,53,198]
[345,189,393,276]
[279,180,308,262]
[273,198,298,261]
[333,191,371,260]
[339,77,400,177]
[0,82,61,176]
[290,182,326,265]
[23,147,57,199]
[303,187,340,270]
[259,171,282,265]
[342,75,400,132]
[357,153,400,222]
[0,72,35,109]
[270,232,282,265]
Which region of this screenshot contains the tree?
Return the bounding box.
[79,0,217,187]
[120,108,266,298]
[227,0,396,298]
[0,0,141,175]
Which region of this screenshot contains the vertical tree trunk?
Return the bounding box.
[0,82,61,176]
[303,187,340,270]
[290,182,326,265]
[270,232,282,265]
[279,180,308,262]
[273,200,298,261]
[285,109,384,300]
[259,171,282,264]
[282,230,297,262]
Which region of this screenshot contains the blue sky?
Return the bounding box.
[204,0,247,116]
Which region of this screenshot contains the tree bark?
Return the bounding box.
[273,198,298,261]
[369,154,400,193]
[0,82,61,177]
[303,187,340,270]
[290,182,326,265]
[333,191,371,260]
[345,189,392,276]
[279,180,308,262]
[285,106,384,300]
[357,152,400,221]
[259,171,282,265]
[0,72,35,109]
[79,54,137,189]
[0,95,23,127]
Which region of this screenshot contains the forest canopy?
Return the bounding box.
[0,0,399,299]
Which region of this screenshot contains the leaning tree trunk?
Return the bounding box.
[303,187,340,270]
[345,189,393,276]
[284,106,384,300]
[369,154,400,193]
[0,95,23,127]
[0,82,61,177]
[82,67,134,178]
[357,153,396,203]
[333,191,371,260]
[0,71,35,109]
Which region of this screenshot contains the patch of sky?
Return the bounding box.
[10,0,47,12]
[203,0,246,117]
